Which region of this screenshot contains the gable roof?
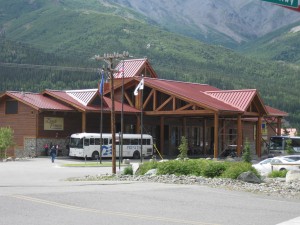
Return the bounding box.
[43,89,140,113]
[2,91,74,111]
[114,58,158,79]
[140,77,243,112]
[205,89,266,112]
[128,77,273,116]
[266,105,288,117]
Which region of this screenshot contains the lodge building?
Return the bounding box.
[0,59,287,158]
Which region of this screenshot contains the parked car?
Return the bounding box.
[252,157,300,176]
[281,155,300,161]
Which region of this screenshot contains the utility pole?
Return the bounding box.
[95,52,129,174]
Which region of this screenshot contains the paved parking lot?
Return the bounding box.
[1,157,300,225]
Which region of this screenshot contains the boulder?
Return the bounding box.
[122,159,130,164]
[286,170,300,182]
[237,171,261,184]
[145,169,157,176]
[131,163,140,175]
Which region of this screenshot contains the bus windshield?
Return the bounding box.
[69,138,83,149]
[269,136,285,150]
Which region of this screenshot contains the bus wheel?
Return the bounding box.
[133,151,140,159]
[92,151,99,160]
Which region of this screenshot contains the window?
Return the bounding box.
[5,100,18,114]
[103,138,108,145]
[131,139,139,145]
[229,129,237,144]
[90,138,95,145]
[142,139,150,145]
[123,139,131,145]
[84,138,89,146]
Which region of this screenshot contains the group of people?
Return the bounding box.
[44,144,59,163]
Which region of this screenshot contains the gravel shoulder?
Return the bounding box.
[68,174,300,200]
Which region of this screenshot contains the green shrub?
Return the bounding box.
[202,161,228,178]
[268,170,288,178]
[137,161,158,175]
[242,140,252,163]
[157,160,189,175]
[221,162,260,179]
[139,159,261,180]
[286,139,294,154]
[0,127,14,159]
[122,165,133,175]
[177,136,188,159]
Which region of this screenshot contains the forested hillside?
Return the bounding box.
[239,21,300,64]
[0,39,99,91]
[0,0,299,128]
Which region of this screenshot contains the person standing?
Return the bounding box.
[44,143,49,156]
[50,145,56,163]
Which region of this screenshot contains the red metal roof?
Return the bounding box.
[43,89,140,113]
[5,91,74,111]
[205,90,257,111]
[114,58,157,79]
[103,96,140,113]
[66,89,96,106]
[265,105,288,117]
[141,77,242,112]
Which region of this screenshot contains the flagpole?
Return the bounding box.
[95,52,129,174]
[121,60,124,163]
[140,75,144,163]
[99,69,104,164]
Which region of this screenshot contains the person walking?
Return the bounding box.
[50,145,56,163]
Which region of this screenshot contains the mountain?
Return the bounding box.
[0,0,300,128]
[112,0,300,48]
[238,21,300,63]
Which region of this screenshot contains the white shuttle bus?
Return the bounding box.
[69,133,154,159]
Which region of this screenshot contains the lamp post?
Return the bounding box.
[95,52,129,174]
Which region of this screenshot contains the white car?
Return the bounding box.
[252,157,300,176]
[281,155,300,162]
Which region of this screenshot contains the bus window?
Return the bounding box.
[142,139,149,145]
[123,139,130,145]
[292,139,300,148]
[90,138,95,145]
[84,138,89,146]
[70,138,83,148]
[131,139,139,145]
[95,138,100,145]
[269,137,284,150]
[103,138,108,145]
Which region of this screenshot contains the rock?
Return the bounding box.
[286,170,300,183]
[122,159,130,164]
[145,169,157,176]
[131,163,140,175]
[237,171,261,184]
[6,157,13,161]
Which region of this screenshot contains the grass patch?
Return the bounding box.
[268,170,288,178]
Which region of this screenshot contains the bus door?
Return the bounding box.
[89,138,99,156]
[83,138,90,157]
[102,138,112,157]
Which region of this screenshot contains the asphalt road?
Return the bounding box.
[0,157,300,225]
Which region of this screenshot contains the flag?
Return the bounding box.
[134,78,144,96]
[115,64,124,78]
[99,71,104,95]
